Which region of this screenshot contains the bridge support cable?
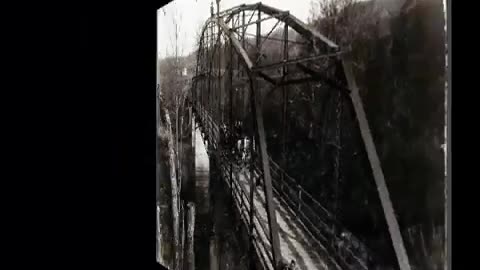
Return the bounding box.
[342,58,412,270]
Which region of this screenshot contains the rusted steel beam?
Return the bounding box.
[242,31,307,45]
[257,71,278,85]
[223,3,259,23]
[296,63,351,93]
[229,39,234,198]
[342,58,412,270]
[246,9,256,28]
[250,77,282,268]
[218,3,248,18]
[258,3,338,49]
[192,73,207,80]
[222,2,338,49]
[254,8,282,269]
[277,76,315,86]
[248,98,257,270]
[253,52,342,71]
[281,22,288,176]
[217,6,222,126]
[241,10,245,77]
[255,19,283,64]
[231,13,284,31]
[216,19,254,70]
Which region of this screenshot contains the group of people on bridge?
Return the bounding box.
[219,121,254,166]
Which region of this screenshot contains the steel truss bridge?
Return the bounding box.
[190,2,412,270]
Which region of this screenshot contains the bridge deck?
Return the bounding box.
[196,109,365,270]
[216,160,334,270]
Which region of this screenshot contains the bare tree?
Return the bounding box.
[163,109,180,270]
[309,0,379,63]
[159,2,190,192]
[158,4,190,270]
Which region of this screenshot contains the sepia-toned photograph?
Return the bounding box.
[156,1,448,270]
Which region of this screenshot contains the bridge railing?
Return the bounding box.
[195,107,275,269]
[254,156,371,270]
[218,144,276,270]
[195,107,371,270]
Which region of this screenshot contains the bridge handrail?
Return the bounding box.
[206,108,361,237]
[265,157,370,269]
[268,157,334,218]
[219,153,274,266]
[198,108,370,269]
[231,183,273,268]
[249,153,369,267]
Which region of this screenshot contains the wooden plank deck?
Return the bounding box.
[218,160,337,270]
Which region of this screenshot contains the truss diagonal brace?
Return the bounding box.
[296,63,351,94]
[342,58,411,270]
[215,19,254,70]
[257,71,278,85]
[250,73,282,268]
[222,2,339,50]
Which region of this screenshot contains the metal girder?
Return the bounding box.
[230,13,284,31]
[190,4,382,270]
[254,8,282,268]
[255,60,349,90]
[223,2,339,50]
[250,74,282,269]
[342,57,412,270]
[195,3,339,81]
[242,32,307,45]
[257,71,278,85]
[296,63,351,93]
[214,18,254,70]
[252,52,342,72]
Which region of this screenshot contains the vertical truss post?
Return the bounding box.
[217,46,221,136]
[229,39,234,198]
[204,44,207,125]
[247,11,257,265]
[210,24,214,138]
[247,13,257,263]
[222,36,226,124]
[210,24,213,122]
[217,5,222,131]
[242,10,245,78]
[250,78,282,269]
[248,95,256,270]
[200,47,203,122]
[232,12,237,80]
[342,58,411,270]
[281,21,288,176]
[332,60,343,241]
[207,25,211,136]
[201,59,204,125]
[253,6,282,269]
[194,40,200,112]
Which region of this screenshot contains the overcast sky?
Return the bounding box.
[157,0,447,60]
[157,0,318,60]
